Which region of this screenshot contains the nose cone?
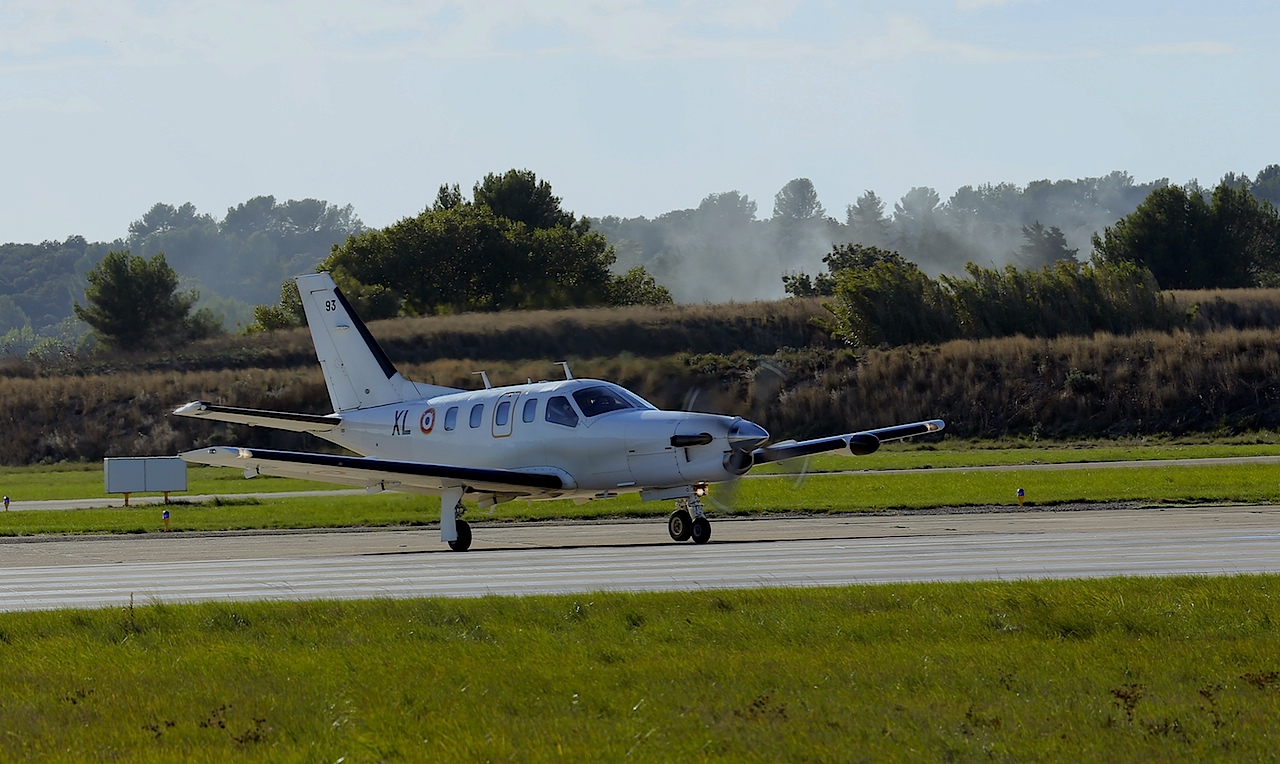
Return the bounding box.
[727,419,769,451]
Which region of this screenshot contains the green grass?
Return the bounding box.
[755,439,1280,474]
[0,464,336,502]
[8,440,1280,504]
[1,576,1277,761]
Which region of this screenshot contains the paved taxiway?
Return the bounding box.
[1,505,1278,611]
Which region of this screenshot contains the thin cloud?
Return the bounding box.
[1134,41,1238,57]
[956,0,1027,10]
[0,95,100,114]
[0,1,999,69]
[854,14,1047,65]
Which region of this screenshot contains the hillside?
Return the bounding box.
[3,292,1280,466]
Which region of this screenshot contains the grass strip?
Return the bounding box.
[0,465,334,502]
[7,441,1280,503]
[3,461,1280,536]
[754,440,1280,474]
[0,576,1277,761]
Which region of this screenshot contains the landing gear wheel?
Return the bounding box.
[690,516,712,545]
[448,519,472,552]
[668,509,693,541]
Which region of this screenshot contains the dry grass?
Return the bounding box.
[1174,288,1280,330]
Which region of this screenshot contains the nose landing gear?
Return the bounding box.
[668,496,712,545]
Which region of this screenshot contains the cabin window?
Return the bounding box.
[495,400,511,428]
[545,395,579,428]
[573,386,635,417]
[469,403,484,428]
[522,398,538,423]
[443,407,459,431]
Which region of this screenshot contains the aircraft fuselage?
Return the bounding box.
[322,377,747,500]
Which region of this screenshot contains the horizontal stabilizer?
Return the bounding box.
[172,401,342,434]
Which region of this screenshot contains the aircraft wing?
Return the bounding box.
[751,419,945,465]
[172,401,342,434]
[180,446,569,498]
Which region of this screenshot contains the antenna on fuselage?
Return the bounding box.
[472,371,492,389]
[557,361,573,380]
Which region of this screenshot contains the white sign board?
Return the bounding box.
[104,456,188,494]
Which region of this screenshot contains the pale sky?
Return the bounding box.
[2,0,1277,244]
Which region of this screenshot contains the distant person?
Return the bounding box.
[3,496,8,510]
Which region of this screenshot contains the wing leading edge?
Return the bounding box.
[751,419,945,465]
[180,446,569,498]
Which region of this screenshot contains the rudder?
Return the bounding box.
[296,272,455,411]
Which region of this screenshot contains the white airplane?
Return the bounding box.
[175,272,944,551]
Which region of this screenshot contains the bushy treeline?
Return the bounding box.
[596,166,1280,303]
[295,171,671,326]
[808,252,1177,347]
[0,196,361,353]
[125,196,364,314]
[0,236,118,334]
[1093,181,1280,289]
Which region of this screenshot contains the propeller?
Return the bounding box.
[677,355,883,514]
[724,418,769,475]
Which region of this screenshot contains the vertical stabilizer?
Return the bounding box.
[296,273,458,412]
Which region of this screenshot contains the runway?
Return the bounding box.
[2,504,1278,612]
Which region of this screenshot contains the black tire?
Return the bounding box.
[690,516,711,545]
[668,509,693,541]
[448,519,472,552]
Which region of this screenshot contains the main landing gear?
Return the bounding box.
[668,497,711,545]
[448,497,472,552]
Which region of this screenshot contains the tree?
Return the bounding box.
[473,169,577,230]
[221,195,280,239]
[127,202,206,241]
[772,178,826,222]
[73,251,217,350]
[845,190,890,247]
[606,266,673,306]
[697,191,758,224]
[249,280,304,332]
[1092,185,1214,288]
[319,171,626,315]
[783,243,906,297]
[434,183,463,211]
[891,186,941,251]
[0,295,29,335]
[826,259,957,346]
[1016,222,1079,270]
[1092,181,1280,289]
[1254,165,1280,209]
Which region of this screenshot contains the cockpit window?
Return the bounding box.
[573,385,635,418]
[545,396,579,428]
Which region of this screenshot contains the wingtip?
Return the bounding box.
[172,401,208,417]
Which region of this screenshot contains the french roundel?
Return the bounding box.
[420,408,436,435]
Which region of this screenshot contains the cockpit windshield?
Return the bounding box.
[573,385,646,418]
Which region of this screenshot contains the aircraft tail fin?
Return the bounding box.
[296,272,459,412]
